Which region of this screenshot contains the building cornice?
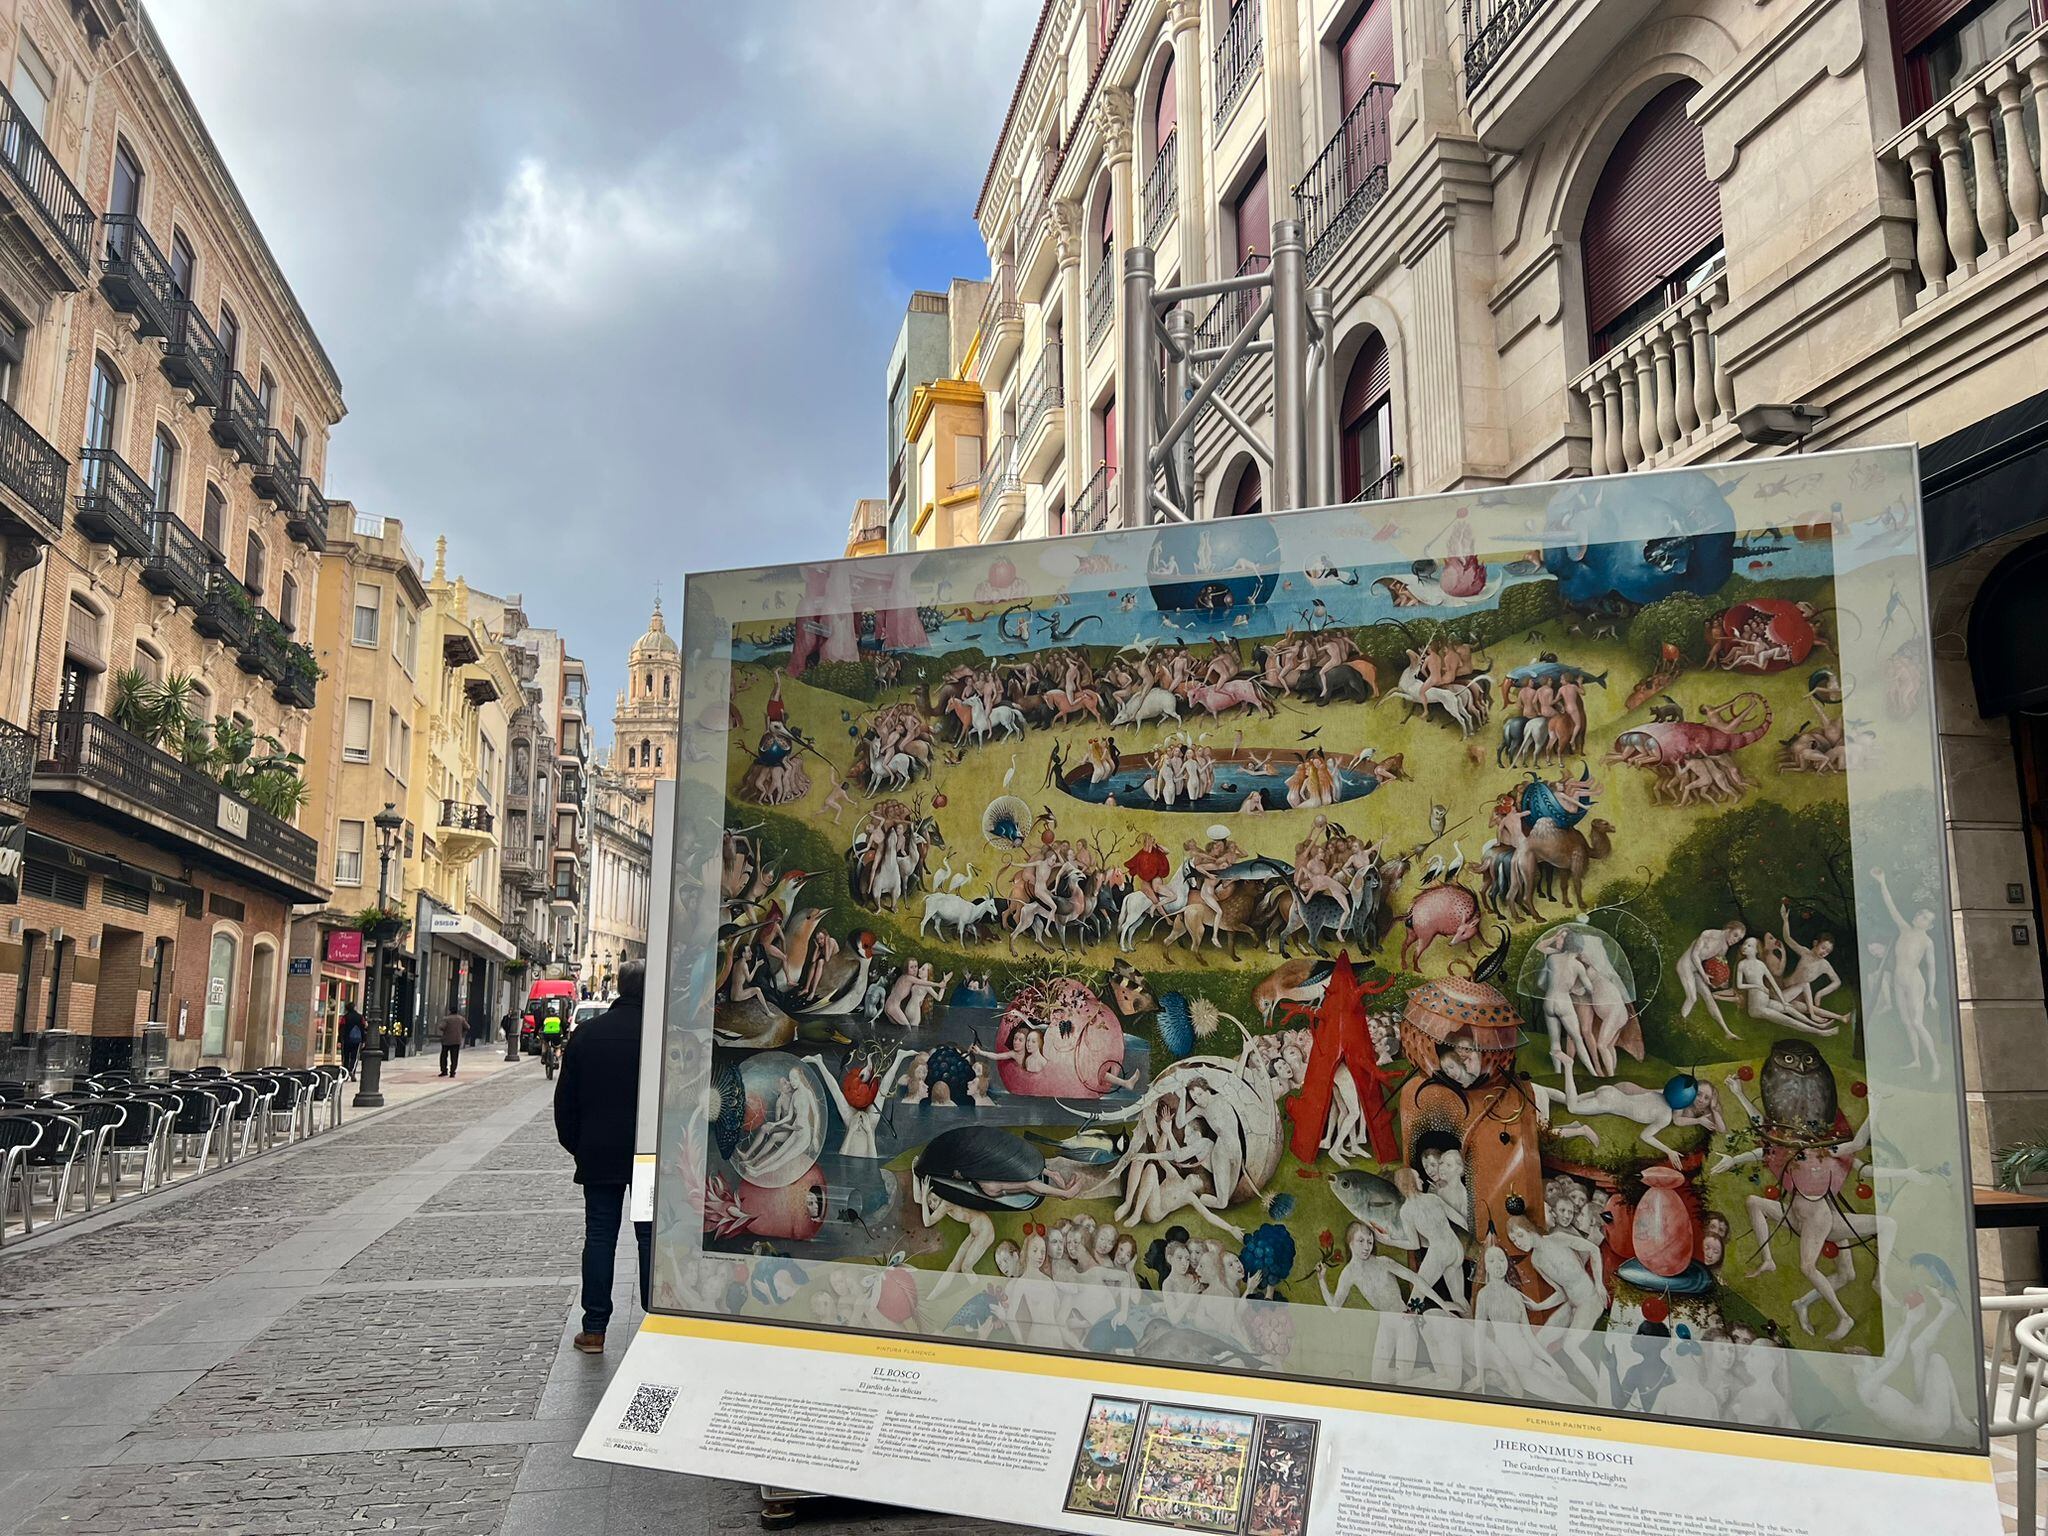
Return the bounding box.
[905,376,986,440]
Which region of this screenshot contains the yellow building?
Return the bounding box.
[844,498,888,558]
[298,500,429,1059]
[905,373,987,550]
[399,538,521,1049]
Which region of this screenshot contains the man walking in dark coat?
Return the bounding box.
[438,1009,465,1077]
[339,1007,366,1079]
[554,959,652,1353]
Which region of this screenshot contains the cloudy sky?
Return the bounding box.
[147,0,1036,740]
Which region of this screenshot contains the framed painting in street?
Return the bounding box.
[644,446,1984,1463]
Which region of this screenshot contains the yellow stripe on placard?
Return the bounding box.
[637,1313,1991,1484]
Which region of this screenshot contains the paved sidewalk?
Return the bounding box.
[0,1059,1030,1534]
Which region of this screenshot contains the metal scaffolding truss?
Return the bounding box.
[1117,217,1336,525]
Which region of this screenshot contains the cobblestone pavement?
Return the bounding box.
[0,1060,1035,1535]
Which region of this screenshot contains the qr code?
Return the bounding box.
[620,1383,680,1436]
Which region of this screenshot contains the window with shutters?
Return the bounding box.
[353,584,381,647]
[12,35,55,135]
[344,697,373,762]
[133,639,163,684]
[1581,83,1724,357]
[203,483,226,554]
[1339,332,1395,501]
[62,595,105,713]
[258,368,277,425]
[86,354,120,454]
[279,572,297,632]
[1231,157,1271,270]
[1892,0,2038,116]
[1336,0,1397,107]
[170,231,196,299]
[335,820,365,887]
[0,302,26,407]
[150,426,178,517]
[217,303,239,370]
[103,879,150,914]
[244,531,266,597]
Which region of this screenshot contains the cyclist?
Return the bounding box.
[541,1003,566,1078]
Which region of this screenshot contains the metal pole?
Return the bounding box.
[1270,218,1308,511]
[1306,285,1335,507]
[1163,307,1195,517]
[353,835,392,1109]
[1120,245,1156,526]
[1154,293,1271,470]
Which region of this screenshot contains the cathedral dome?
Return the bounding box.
[631,597,677,658]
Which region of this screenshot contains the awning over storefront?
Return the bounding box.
[1924,386,2048,567]
[426,908,516,962]
[22,829,203,911]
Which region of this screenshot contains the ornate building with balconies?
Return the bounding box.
[972,0,2048,1280]
[0,0,342,1082]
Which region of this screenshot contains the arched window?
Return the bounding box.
[1097,179,1114,268]
[654,746,663,768]
[1230,463,1263,518]
[202,483,226,553]
[640,738,650,765]
[217,302,240,370]
[258,367,277,424]
[625,745,635,768]
[1582,82,1722,355]
[280,572,298,632]
[150,426,178,517]
[86,354,120,454]
[1340,332,1393,501]
[245,531,266,597]
[61,594,105,713]
[661,674,670,700]
[644,671,652,694]
[1152,50,1178,164]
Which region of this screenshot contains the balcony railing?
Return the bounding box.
[238,613,288,678]
[0,716,31,811]
[1573,270,1734,476]
[0,396,67,543]
[1086,253,1115,352]
[1296,84,1394,278]
[1019,342,1064,434]
[1142,129,1179,250]
[0,81,92,277]
[1880,25,2048,311]
[99,214,177,338]
[252,428,301,509]
[273,640,318,710]
[75,447,153,559]
[140,510,212,608]
[1072,464,1118,534]
[36,710,320,891]
[211,371,267,464]
[1195,252,1270,385]
[288,480,329,551]
[1462,0,1548,94]
[441,800,496,835]
[161,299,227,408]
[1351,460,1404,504]
[978,260,1021,339]
[194,573,254,648]
[979,433,1019,506]
[1213,0,1263,131]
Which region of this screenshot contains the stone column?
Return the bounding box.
[1171,0,1206,281]
[1053,197,1087,506]
[1262,0,1307,200]
[1100,87,1137,520]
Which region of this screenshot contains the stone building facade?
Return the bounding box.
[0,0,341,1079]
[973,0,2048,1280]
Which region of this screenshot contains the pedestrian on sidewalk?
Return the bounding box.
[554,958,651,1354]
[438,1009,465,1077]
[339,1008,366,1080]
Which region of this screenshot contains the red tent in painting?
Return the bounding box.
[1285,954,1397,1164]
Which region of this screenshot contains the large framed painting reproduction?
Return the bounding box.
[583,447,2000,1533]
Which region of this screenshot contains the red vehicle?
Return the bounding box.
[520,979,577,1053]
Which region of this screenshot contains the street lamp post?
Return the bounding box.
[352,803,407,1109]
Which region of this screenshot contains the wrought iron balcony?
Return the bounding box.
[140,510,212,608]
[0,396,66,547]
[1352,460,1404,504]
[273,640,318,709]
[1463,0,1547,94]
[1142,129,1179,250]
[193,573,255,648]
[236,612,282,677]
[99,214,177,338]
[1213,0,1263,131]
[75,447,152,558]
[0,80,92,281]
[0,716,30,813]
[35,710,321,896]
[1194,252,1270,387]
[1072,464,1117,534]
[977,261,1021,343]
[1296,84,1395,278]
[252,428,300,509]
[979,434,1019,507]
[211,371,267,464]
[1086,254,1115,353]
[442,800,495,834]
[286,479,328,551]
[161,299,227,408]
[1019,343,1064,433]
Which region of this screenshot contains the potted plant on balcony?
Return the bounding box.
[505,956,529,980]
[273,641,322,709]
[355,903,407,944]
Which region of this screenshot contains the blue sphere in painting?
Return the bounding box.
[1539,472,1739,606]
